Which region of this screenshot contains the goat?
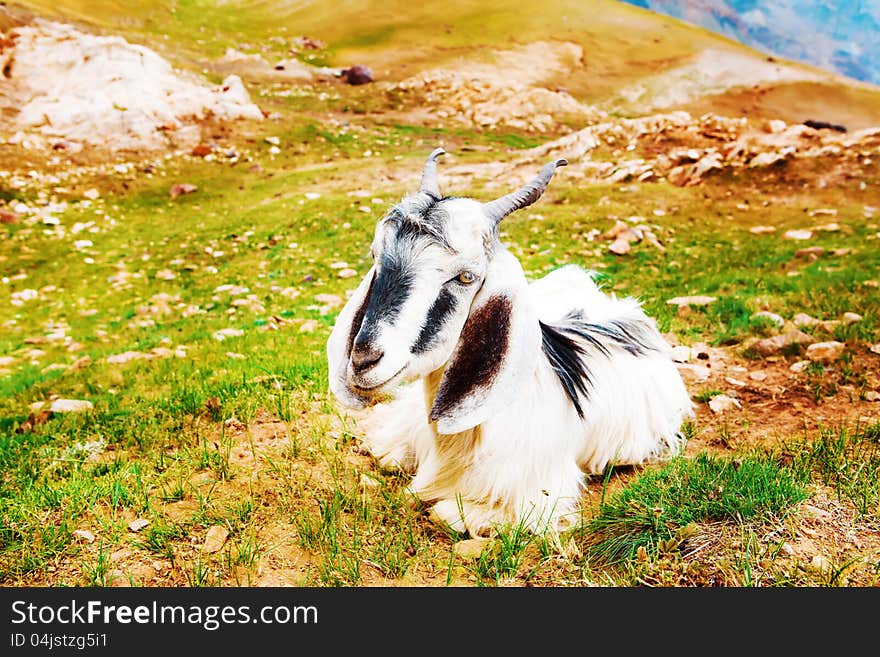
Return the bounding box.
[327,149,694,536]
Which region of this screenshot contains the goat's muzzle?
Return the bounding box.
[350,342,384,376]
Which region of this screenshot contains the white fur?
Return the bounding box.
[357,264,694,537]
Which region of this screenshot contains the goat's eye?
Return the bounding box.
[457,271,476,285]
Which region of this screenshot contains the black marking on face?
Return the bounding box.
[358,248,415,343]
[411,288,457,354]
[430,295,511,423]
[540,311,662,417]
[347,272,375,355]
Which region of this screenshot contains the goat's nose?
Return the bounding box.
[351,343,384,375]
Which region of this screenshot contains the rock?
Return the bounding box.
[329,261,349,269]
[749,371,767,381]
[453,538,494,560]
[0,209,20,224]
[751,311,784,328]
[806,341,845,363]
[766,119,786,134]
[359,473,380,490]
[793,313,821,328]
[191,143,213,157]
[749,225,776,234]
[128,518,150,532]
[784,229,813,240]
[73,529,96,543]
[670,345,692,363]
[790,360,810,373]
[871,344,880,355]
[666,295,717,307]
[299,319,320,333]
[608,238,632,255]
[809,555,832,572]
[202,525,230,553]
[169,183,198,199]
[213,328,244,341]
[709,394,742,414]
[752,330,814,356]
[865,391,880,402]
[106,570,130,587]
[795,246,825,259]
[42,399,93,413]
[803,505,831,521]
[724,377,746,388]
[842,312,862,324]
[337,268,357,278]
[340,65,373,85]
[107,351,146,364]
[813,222,841,232]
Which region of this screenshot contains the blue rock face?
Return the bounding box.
[619,0,880,85]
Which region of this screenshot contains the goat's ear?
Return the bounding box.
[429,250,540,434]
[326,266,376,408]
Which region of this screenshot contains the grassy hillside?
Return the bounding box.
[1,0,879,587]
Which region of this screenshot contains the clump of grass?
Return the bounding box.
[693,389,723,403]
[785,423,880,517]
[582,453,808,565]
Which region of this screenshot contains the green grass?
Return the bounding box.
[2,0,879,587]
[582,453,808,566]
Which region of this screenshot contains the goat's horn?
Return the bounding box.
[483,158,568,225]
[419,148,446,197]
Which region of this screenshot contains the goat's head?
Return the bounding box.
[328,149,567,433]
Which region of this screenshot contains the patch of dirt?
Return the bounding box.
[391,41,605,132]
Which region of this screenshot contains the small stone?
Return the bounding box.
[191,143,213,157]
[864,391,880,402]
[784,229,813,240]
[106,570,130,587]
[670,345,691,363]
[340,65,373,85]
[202,525,230,553]
[608,238,632,255]
[73,529,96,543]
[666,295,717,307]
[724,377,746,388]
[338,268,357,278]
[795,246,825,259]
[813,222,841,232]
[155,269,176,280]
[793,313,821,328]
[753,330,814,357]
[708,394,742,414]
[107,351,146,364]
[169,183,198,199]
[751,311,784,328]
[128,518,150,532]
[453,538,494,560]
[749,371,767,381]
[870,344,880,355]
[749,225,776,234]
[810,555,831,572]
[841,312,862,324]
[806,341,845,363]
[299,319,320,333]
[213,328,244,341]
[329,261,349,269]
[49,399,93,413]
[803,505,831,521]
[359,473,379,490]
[790,360,810,373]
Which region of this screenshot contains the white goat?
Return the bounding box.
[327,149,693,536]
